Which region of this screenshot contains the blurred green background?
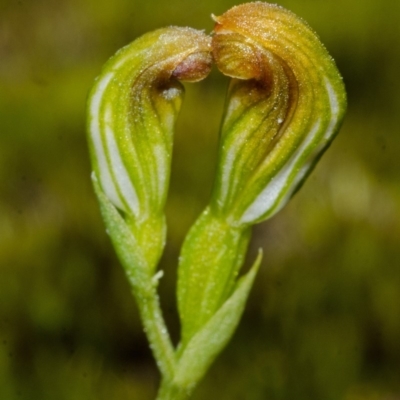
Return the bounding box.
[1,0,399,399]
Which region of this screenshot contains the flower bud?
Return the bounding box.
[87,27,212,274]
[211,3,347,225]
[87,27,212,219]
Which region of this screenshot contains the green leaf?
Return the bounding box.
[174,251,262,391]
[92,175,150,290]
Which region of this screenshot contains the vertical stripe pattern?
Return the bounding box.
[210,3,347,226]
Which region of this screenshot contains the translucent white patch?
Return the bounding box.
[111,53,132,70]
[268,78,343,217]
[90,73,114,115]
[89,72,124,210]
[223,96,241,123]
[272,162,310,216]
[162,87,180,101]
[105,111,140,217]
[162,111,175,133]
[152,270,164,286]
[219,142,239,207]
[323,78,340,141]
[240,120,322,224]
[153,144,167,203]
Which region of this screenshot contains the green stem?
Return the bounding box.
[133,284,177,381]
[156,378,190,400]
[93,179,176,381]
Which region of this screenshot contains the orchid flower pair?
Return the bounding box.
[86,3,346,399]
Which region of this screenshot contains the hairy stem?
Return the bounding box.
[156,378,190,400]
[133,284,177,381]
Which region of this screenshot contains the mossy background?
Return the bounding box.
[1,0,399,399]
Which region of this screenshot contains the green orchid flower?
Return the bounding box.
[87,3,347,399]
